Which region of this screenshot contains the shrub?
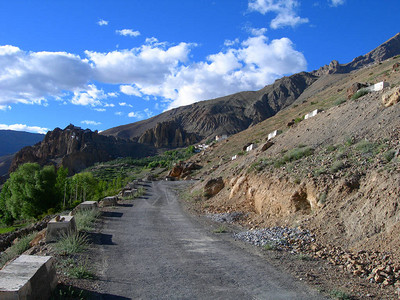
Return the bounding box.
[318,192,327,204]
[67,261,95,279]
[274,146,314,167]
[213,225,227,233]
[335,98,346,106]
[54,232,89,255]
[355,140,376,154]
[383,149,396,162]
[330,161,346,173]
[351,89,369,100]
[74,209,100,232]
[263,243,277,251]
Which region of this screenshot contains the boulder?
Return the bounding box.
[261,141,274,152]
[169,165,184,178]
[204,177,225,198]
[347,82,368,99]
[382,86,400,107]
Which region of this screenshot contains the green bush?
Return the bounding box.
[67,262,95,279]
[351,89,369,100]
[54,232,89,255]
[330,161,346,173]
[383,149,396,162]
[274,146,314,167]
[355,140,376,154]
[74,209,100,232]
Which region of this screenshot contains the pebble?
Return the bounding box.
[233,226,315,250]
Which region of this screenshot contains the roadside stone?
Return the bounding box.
[203,177,224,198]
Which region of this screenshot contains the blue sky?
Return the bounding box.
[0,0,398,134]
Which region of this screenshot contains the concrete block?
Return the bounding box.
[99,196,118,207]
[246,144,254,152]
[0,255,57,300]
[78,201,98,210]
[122,189,137,198]
[46,215,77,242]
[231,155,237,160]
[304,109,322,120]
[267,130,282,140]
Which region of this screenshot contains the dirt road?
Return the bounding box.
[93,180,326,299]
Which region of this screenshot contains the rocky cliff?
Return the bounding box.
[10,124,152,174]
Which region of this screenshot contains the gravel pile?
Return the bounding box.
[233,226,315,250]
[207,212,246,224]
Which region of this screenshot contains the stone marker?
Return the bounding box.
[99,196,118,207]
[0,255,57,299]
[78,201,98,210]
[46,215,77,242]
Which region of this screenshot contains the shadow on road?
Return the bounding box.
[117,203,133,207]
[102,211,124,218]
[52,284,130,300]
[87,232,116,245]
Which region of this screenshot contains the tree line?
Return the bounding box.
[0,163,125,225]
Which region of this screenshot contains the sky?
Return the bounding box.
[0,0,399,134]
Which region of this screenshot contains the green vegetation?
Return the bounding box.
[53,232,89,256]
[350,89,369,100]
[330,160,346,173]
[383,149,396,162]
[52,285,88,300]
[67,261,95,279]
[213,225,228,233]
[318,192,327,205]
[0,146,196,226]
[329,289,352,300]
[274,146,314,168]
[263,243,277,251]
[334,98,346,106]
[0,232,37,268]
[74,209,101,232]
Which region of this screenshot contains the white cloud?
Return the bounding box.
[85,40,193,85]
[120,84,142,96]
[330,0,345,6]
[71,84,109,106]
[128,111,144,119]
[0,46,92,106]
[144,108,153,118]
[81,120,101,126]
[0,105,11,111]
[224,38,240,47]
[116,29,141,37]
[249,27,268,36]
[97,19,109,26]
[119,102,133,107]
[0,123,49,134]
[94,108,106,112]
[115,111,123,116]
[248,0,309,29]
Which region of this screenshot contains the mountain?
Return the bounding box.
[103,72,318,146]
[102,33,400,148]
[0,130,44,156]
[10,124,153,175]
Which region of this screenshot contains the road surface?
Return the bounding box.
[93,180,326,299]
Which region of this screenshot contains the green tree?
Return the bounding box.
[0,163,59,221]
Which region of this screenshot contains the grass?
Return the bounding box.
[67,261,95,279]
[318,192,327,204]
[330,161,346,173]
[350,89,369,100]
[263,243,277,251]
[297,254,313,261]
[383,149,396,162]
[213,225,228,233]
[52,285,89,300]
[274,146,314,168]
[354,140,376,155]
[329,289,352,300]
[0,232,37,268]
[53,232,89,255]
[74,209,100,232]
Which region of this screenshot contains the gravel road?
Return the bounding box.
[92,180,326,299]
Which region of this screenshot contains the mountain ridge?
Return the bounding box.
[103,33,400,148]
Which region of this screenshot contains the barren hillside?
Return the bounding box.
[176,54,400,291]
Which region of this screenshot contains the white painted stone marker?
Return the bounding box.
[0,255,57,299]
[46,215,77,242]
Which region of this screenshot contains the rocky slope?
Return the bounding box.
[103,33,400,150]
[177,53,400,296]
[10,124,152,175]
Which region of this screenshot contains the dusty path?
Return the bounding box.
[92,180,326,299]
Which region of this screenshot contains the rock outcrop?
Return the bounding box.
[10,124,152,175]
